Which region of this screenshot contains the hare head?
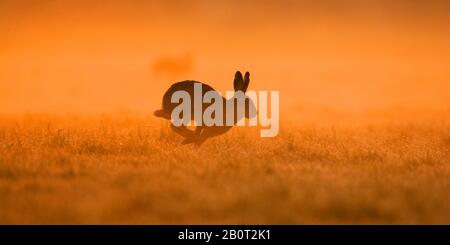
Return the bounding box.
[233,71,257,120]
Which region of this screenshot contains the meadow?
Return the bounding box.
[1,111,450,224]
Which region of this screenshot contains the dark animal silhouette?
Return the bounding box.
[154,71,256,146]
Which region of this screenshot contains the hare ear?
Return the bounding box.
[233,71,243,91]
[242,71,250,92]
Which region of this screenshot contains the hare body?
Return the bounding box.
[157,80,220,121]
[154,71,254,146]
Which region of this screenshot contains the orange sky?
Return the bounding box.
[1,0,450,114]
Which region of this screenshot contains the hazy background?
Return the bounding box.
[2,1,450,225]
[1,0,450,117]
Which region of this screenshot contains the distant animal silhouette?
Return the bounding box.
[154,71,256,146]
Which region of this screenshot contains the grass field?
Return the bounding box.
[1,112,450,224]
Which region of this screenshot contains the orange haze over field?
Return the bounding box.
[2,0,450,225]
[1,0,450,116]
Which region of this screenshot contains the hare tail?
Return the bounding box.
[154,109,171,119]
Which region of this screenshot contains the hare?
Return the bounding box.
[154,71,256,146]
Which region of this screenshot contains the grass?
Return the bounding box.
[1,112,450,224]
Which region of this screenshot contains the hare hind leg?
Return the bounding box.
[170,124,195,139]
[194,130,210,146]
[181,126,203,145]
